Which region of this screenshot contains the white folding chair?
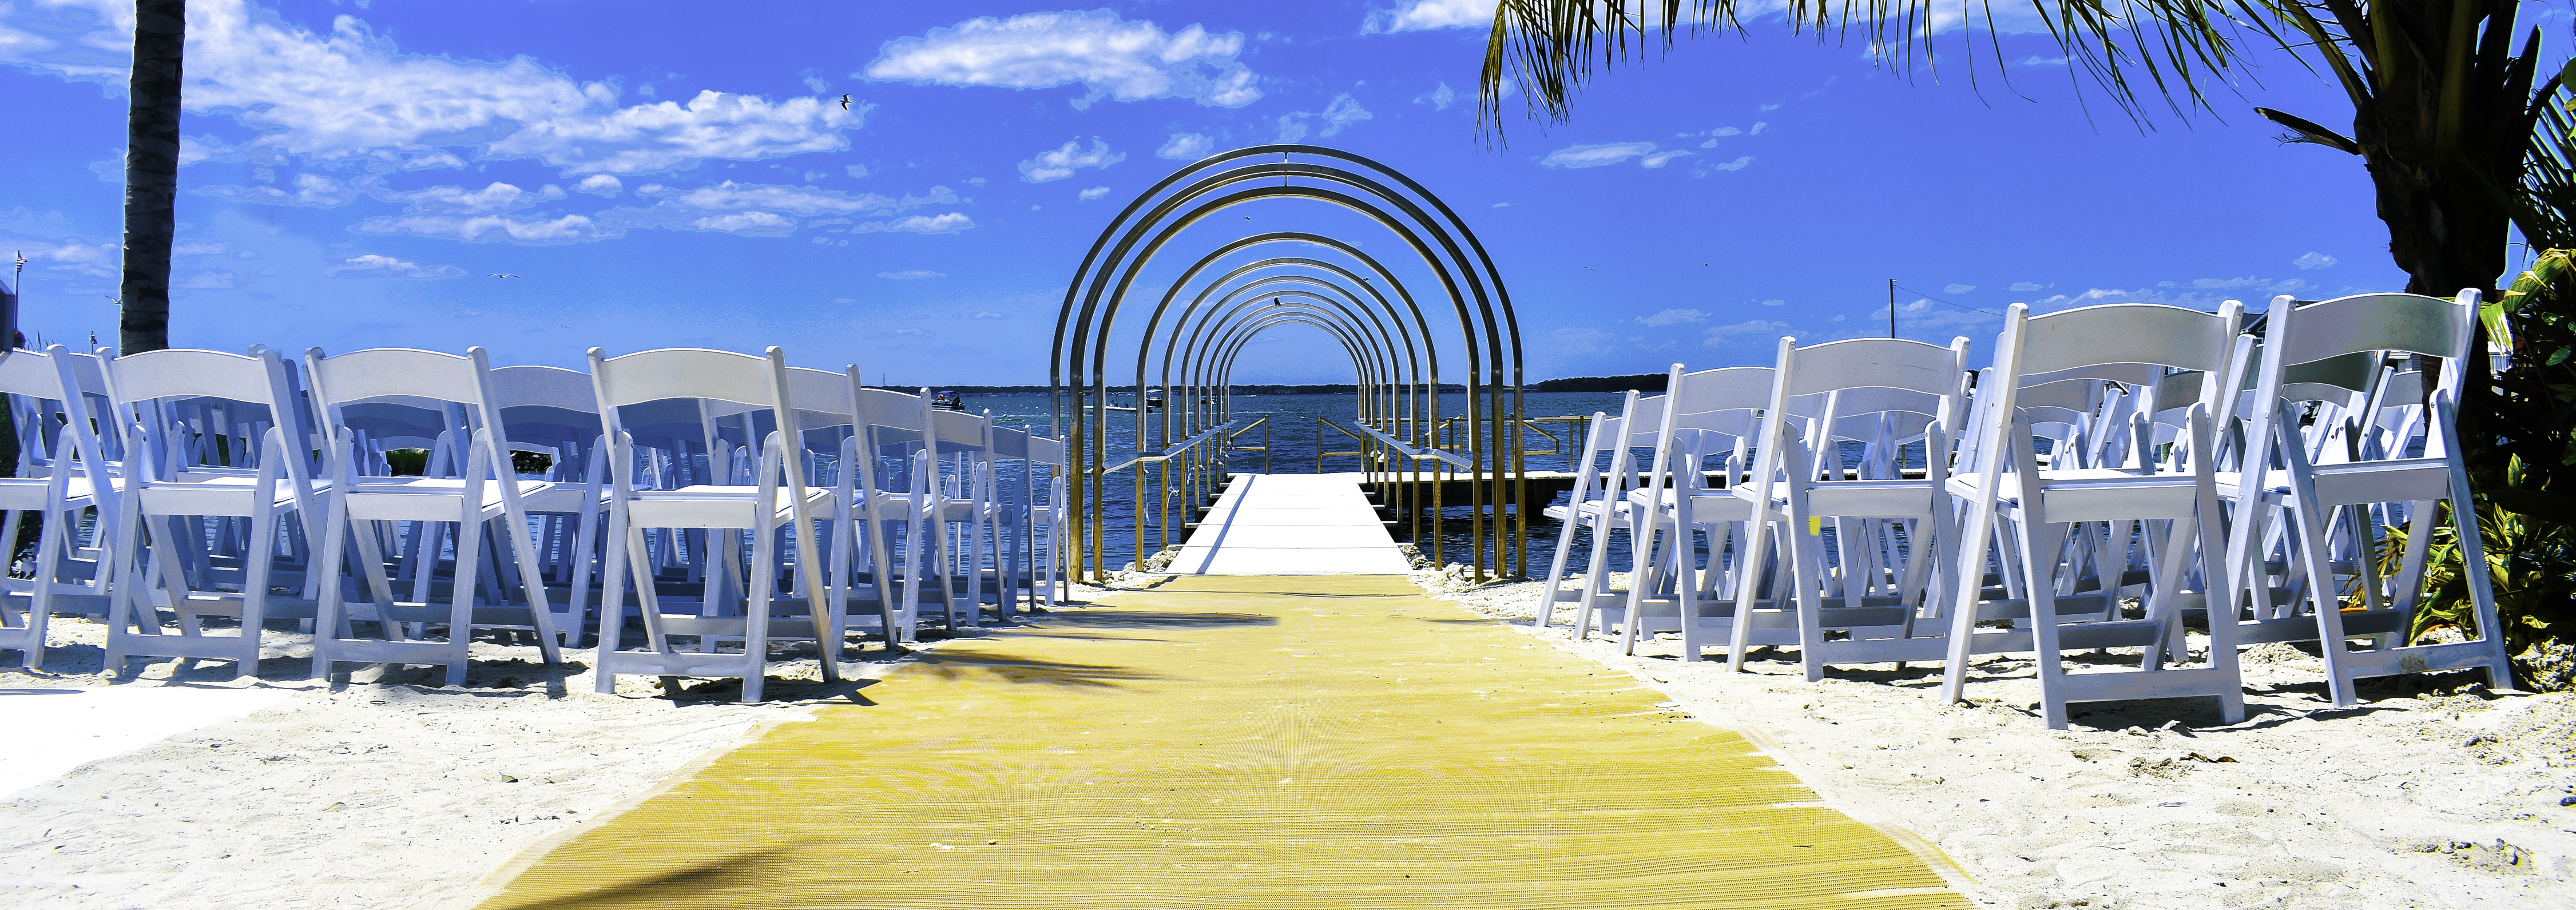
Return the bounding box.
[486,364,614,645]
[303,346,566,684]
[1617,366,1775,657]
[98,346,329,679]
[589,347,839,702]
[0,346,126,669]
[1537,395,1629,631]
[1938,301,2252,728]
[2221,291,2515,704]
[1729,337,1970,677]
[1564,391,1668,639]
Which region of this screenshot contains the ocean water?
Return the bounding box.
[963,390,1633,577]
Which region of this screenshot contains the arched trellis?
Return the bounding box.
[1050,145,1526,582]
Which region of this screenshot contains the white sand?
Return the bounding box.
[1431,576,2576,908]
[6,576,2571,908]
[0,615,922,909]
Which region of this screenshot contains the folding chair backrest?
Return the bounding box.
[2268,292,2475,370]
[783,367,857,432]
[0,349,70,400]
[106,348,287,411]
[104,347,312,470]
[2015,301,2244,379]
[1774,337,1967,399]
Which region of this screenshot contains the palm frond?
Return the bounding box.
[1479,0,2277,137]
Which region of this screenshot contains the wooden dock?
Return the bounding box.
[1170,473,1412,574]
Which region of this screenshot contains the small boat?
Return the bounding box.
[931,390,966,411]
[1144,388,1165,409]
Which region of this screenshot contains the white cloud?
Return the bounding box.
[640,180,913,217]
[2293,251,2338,270]
[971,311,1006,320]
[688,211,797,236]
[1639,149,1693,168]
[379,181,565,214]
[1418,82,1457,110]
[1638,308,1706,327]
[1020,139,1124,182]
[1539,142,1657,169]
[175,269,236,289]
[1944,283,1976,294]
[852,213,975,235]
[1704,319,1794,344]
[864,10,1261,108]
[1694,156,1755,175]
[847,164,871,178]
[1158,132,1216,160]
[173,240,231,256]
[351,213,609,244]
[891,327,934,336]
[487,90,866,174]
[327,253,464,279]
[2,0,866,174]
[1365,0,1497,33]
[10,238,119,277]
[1318,94,1372,136]
[573,174,622,197]
[2009,281,2043,292]
[1078,186,1112,201]
[1760,299,1787,307]
[1277,94,1375,145]
[198,172,357,207]
[878,270,946,279]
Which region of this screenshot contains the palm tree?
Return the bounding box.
[1479,1,2554,297]
[118,0,185,355]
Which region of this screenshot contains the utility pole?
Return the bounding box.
[1887,278,1896,339]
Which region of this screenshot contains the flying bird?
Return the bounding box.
[490,273,520,279]
[839,94,852,110]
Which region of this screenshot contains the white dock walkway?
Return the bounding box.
[1170,472,1412,575]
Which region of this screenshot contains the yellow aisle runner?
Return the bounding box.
[480,576,1962,909]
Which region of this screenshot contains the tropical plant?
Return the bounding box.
[118,0,185,355]
[1479,1,2558,297]
[2414,249,2576,655]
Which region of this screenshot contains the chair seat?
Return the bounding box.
[1732,478,1938,519]
[2216,458,2452,510]
[1947,467,2202,523]
[0,475,114,510]
[342,478,555,521]
[626,485,835,527]
[138,474,328,514]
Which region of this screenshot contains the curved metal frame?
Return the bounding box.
[1050,145,1526,582]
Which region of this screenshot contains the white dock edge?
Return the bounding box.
[1170,472,1411,575]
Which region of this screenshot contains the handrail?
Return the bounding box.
[1105,418,1243,475]
[1351,420,1472,469]
[1226,415,1271,473]
[1315,416,1367,472]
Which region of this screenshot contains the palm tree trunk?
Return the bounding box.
[118,0,185,355]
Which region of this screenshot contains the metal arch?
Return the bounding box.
[1185,300,1391,411]
[1158,256,1432,445]
[1135,233,1443,399]
[1169,268,1422,404]
[1170,280,1410,413]
[1051,146,1527,582]
[1164,278,1417,484]
[1067,183,1510,577]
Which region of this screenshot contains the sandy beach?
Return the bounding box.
[1431,575,2576,908]
[2,578,2569,908]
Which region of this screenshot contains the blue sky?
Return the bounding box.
[0,1,2535,384]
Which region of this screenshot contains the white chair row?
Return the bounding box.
[1542,291,2514,728]
[0,344,1070,702]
